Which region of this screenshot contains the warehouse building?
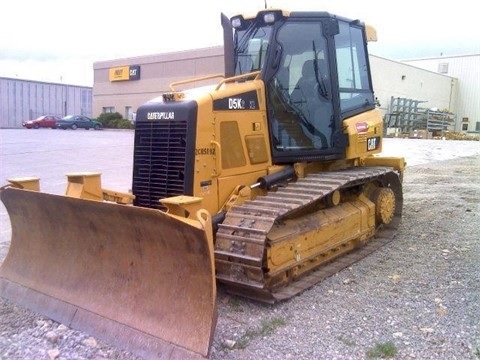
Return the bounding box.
[93,47,225,122]
[402,54,480,133]
[2,49,477,136]
[93,46,478,135]
[0,77,92,128]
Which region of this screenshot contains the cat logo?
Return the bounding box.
[109,65,141,82]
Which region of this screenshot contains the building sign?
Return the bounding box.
[109,65,141,82]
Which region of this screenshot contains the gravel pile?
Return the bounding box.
[1,154,479,360]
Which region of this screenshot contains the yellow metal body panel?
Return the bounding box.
[65,172,103,200]
[161,195,204,218]
[365,24,378,42]
[101,189,135,204]
[189,78,272,215]
[189,91,219,213]
[7,177,40,191]
[267,197,375,277]
[363,156,406,173]
[343,108,384,160]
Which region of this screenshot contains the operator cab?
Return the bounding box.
[225,10,376,163]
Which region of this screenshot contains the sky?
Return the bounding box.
[1,0,479,87]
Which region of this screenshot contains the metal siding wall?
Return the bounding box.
[453,57,480,131]
[60,86,66,116]
[49,85,56,115]
[21,82,29,119]
[0,77,92,128]
[35,83,40,117]
[29,83,36,119]
[65,86,72,115]
[403,55,480,132]
[42,84,48,115]
[81,88,92,116]
[74,87,79,114]
[0,81,5,125]
[14,82,22,122]
[53,86,59,116]
[37,83,45,117]
[7,81,15,127]
[25,83,32,119]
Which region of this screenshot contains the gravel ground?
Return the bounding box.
[1,141,479,360]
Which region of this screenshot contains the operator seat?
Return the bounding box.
[290,60,316,112]
[290,59,333,148]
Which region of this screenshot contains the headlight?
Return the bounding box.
[263,12,276,24]
[231,16,243,29]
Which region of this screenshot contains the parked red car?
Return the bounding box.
[22,115,61,129]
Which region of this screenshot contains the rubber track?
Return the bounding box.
[214,166,403,303]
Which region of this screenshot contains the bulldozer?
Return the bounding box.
[0,9,405,360]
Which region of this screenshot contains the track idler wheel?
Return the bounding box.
[372,187,396,225]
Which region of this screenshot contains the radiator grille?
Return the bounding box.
[132,119,191,209]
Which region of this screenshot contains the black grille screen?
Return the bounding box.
[132,101,197,209]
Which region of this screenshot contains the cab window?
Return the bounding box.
[335,22,375,114]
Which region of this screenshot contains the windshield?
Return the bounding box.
[234,21,272,75]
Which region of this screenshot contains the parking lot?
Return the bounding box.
[0,128,134,260]
[0,128,134,194]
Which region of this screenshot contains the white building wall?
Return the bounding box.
[93,49,457,128]
[93,47,225,118]
[369,55,457,121]
[402,54,480,132]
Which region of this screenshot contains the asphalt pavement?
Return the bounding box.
[0,128,134,261]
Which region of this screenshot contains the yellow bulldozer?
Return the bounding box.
[0,9,405,359]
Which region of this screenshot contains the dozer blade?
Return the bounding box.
[0,188,216,359]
